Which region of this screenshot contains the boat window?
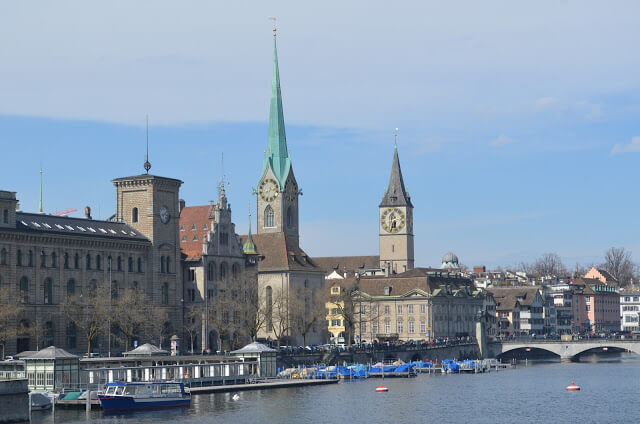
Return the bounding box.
[152,385,162,394]
[123,385,136,395]
[105,386,115,395]
[114,386,125,395]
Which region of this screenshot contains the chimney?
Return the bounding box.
[84,206,92,220]
[179,199,186,213]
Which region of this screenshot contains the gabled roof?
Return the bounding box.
[13,212,148,242]
[313,255,380,275]
[379,147,413,208]
[179,205,214,260]
[487,287,541,309]
[238,232,322,273]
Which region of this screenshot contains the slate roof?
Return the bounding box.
[179,205,214,260]
[379,147,413,208]
[238,232,322,273]
[341,270,475,298]
[26,346,78,360]
[12,212,148,242]
[487,287,541,310]
[596,268,618,283]
[313,255,380,274]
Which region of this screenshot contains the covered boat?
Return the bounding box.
[97,382,190,412]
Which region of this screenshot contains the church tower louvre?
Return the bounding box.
[256,28,300,243]
[379,144,414,273]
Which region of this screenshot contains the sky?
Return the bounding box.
[1,1,640,269]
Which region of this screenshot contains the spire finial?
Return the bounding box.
[394,128,399,149]
[218,153,229,198]
[39,165,43,214]
[144,115,151,174]
[270,17,277,37]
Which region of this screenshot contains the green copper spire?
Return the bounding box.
[243,214,258,255]
[261,33,291,188]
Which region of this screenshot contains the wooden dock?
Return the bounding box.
[55,379,339,409]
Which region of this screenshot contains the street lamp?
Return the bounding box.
[108,256,112,358]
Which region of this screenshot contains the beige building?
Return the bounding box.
[0,171,184,356]
[348,269,486,343]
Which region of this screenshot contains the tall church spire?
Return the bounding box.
[379,145,413,208]
[261,28,291,188]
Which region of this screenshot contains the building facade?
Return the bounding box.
[620,292,640,332]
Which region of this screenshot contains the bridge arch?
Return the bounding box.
[571,343,640,358]
[497,345,561,359]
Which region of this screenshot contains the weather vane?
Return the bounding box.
[394,128,399,148]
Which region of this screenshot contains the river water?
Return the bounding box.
[31,355,640,424]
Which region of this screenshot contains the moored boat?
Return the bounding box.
[97,382,190,412]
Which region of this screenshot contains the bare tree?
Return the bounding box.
[113,288,148,351]
[329,281,360,346]
[0,286,22,359]
[269,289,293,348]
[206,288,241,352]
[602,247,635,286]
[532,253,566,279]
[241,285,266,343]
[183,305,202,354]
[145,308,171,349]
[64,286,109,356]
[290,287,326,347]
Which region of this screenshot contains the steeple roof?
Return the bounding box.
[243,220,258,255]
[379,146,413,207]
[261,35,292,188]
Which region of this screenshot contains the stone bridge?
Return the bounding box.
[489,339,640,361]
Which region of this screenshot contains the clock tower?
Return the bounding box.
[379,146,414,273]
[256,31,300,243]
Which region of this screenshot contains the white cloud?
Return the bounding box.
[611,136,640,154]
[535,97,557,108]
[489,135,513,147]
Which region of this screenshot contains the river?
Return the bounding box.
[31,355,640,423]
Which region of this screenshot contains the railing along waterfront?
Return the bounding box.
[0,370,26,380]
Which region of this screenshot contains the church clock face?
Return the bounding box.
[381,208,405,233]
[259,178,279,202]
[285,181,297,202]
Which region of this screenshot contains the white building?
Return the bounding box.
[620,293,640,332]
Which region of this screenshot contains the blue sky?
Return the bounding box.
[1,1,639,268]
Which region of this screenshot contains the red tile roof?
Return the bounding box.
[179,205,214,260]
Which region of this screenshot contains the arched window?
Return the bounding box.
[166,256,171,273]
[66,322,77,349]
[44,321,54,347]
[137,257,142,273]
[96,255,102,270]
[128,257,133,272]
[74,253,79,269]
[132,207,139,223]
[0,248,6,265]
[16,249,22,266]
[19,277,28,304]
[43,278,53,304]
[219,262,227,281]
[51,252,57,268]
[63,252,69,269]
[162,282,169,305]
[40,251,46,268]
[287,206,294,227]
[86,254,92,270]
[117,256,122,271]
[28,250,33,267]
[161,256,165,273]
[232,263,240,281]
[2,209,7,224]
[207,262,215,281]
[67,279,75,296]
[264,205,274,228]
[265,286,273,332]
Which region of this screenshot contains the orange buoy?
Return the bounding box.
[566,381,580,391]
[375,384,388,392]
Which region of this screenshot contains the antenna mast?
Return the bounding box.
[144,115,151,174]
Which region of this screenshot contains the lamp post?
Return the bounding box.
[108,256,112,358]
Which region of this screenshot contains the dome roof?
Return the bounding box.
[442,252,459,264]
